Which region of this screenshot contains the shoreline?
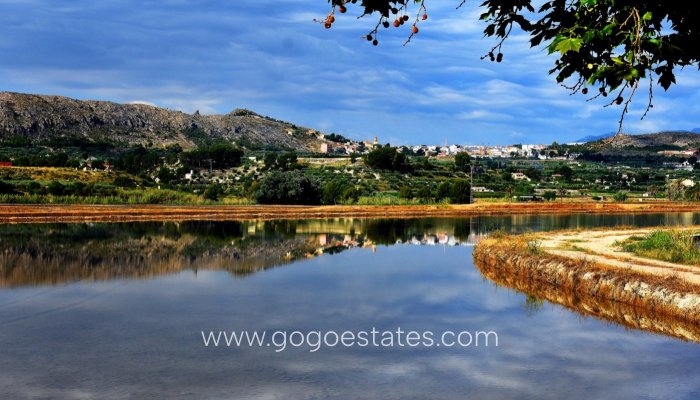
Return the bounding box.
[2,202,700,224]
[473,229,700,328]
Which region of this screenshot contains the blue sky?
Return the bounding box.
[1,0,699,145]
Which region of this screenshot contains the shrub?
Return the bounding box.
[543,191,556,201]
[114,176,137,188]
[203,184,224,201]
[613,191,628,202]
[26,181,43,194]
[398,186,413,199]
[0,180,14,194]
[436,181,452,201]
[47,181,66,196]
[622,230,700,265]
[323,179,357,205]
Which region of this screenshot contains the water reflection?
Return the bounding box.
[3,213,700,288]
[2,213,700,399]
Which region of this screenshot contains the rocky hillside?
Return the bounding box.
[0,92,325,151]
[604,132,700,149]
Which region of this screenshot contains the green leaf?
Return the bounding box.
[553,38,582,54]
[642,11,652,21]
[602,23,616,35]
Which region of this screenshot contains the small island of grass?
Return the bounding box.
[620,230,700,266]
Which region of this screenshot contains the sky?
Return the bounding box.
[1,0,699,145]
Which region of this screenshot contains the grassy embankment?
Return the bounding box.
[473,232,700,323]
[620,230,700,265]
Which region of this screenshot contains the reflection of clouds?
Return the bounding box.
[3,218,700,398]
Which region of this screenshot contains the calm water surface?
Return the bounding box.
[1,213,700,399]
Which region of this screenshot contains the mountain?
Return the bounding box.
[575,132,615,142]
[605,131,700,148]
[0,92,324,151]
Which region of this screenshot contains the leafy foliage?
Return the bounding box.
[325,133,351,143]
[255,170,322,205]
[543,191,556,201]
[180,144,244,170]
[320,0,700,132]
[454,152,471,173]
[364,146,410,172]
[322,178,359,204]
[435,179,471,204]
[263,151,301,171]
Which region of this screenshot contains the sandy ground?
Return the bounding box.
[540,227,700,285]
[2,201,700,223]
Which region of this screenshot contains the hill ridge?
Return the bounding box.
[0,92,323,151]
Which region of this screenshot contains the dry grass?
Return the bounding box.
[473,234,700,324]
[2,201,700,224]
[0,166,112,183]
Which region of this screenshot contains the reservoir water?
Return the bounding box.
[1,213,699,399]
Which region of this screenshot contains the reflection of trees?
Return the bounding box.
[0,218,479,288]
[3,213,688,289]
[0,222,314,287]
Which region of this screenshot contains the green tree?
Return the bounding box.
[364,146,410,172]
[323,179,358,204]
[398,185,413,199]
[685,185,700,202]
[264,151,300,171]
[157,167,176,184]
[47,181,65,196]
[449,179,472,204]
[543,191,556,201]
[435,179,471,204]
[613,191,628,202]
[181,144,244,170]
[203,184,224,201]
[0,181,14,195]
[436,181,452,201]
[554,165,574,182]
[255,171,322,205]
[320,1,700,132]
[454,152,471,173]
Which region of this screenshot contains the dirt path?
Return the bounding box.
[540,227,700,285]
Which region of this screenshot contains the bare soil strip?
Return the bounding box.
[541,227,700,285]
[2,202,700,224]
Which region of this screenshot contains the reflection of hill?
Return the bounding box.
[0,218,481,288]
[0,223,323,287]
[474,255,700,343]
[7,214,689,288]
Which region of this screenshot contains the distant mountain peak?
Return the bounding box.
[574,132,615,143]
